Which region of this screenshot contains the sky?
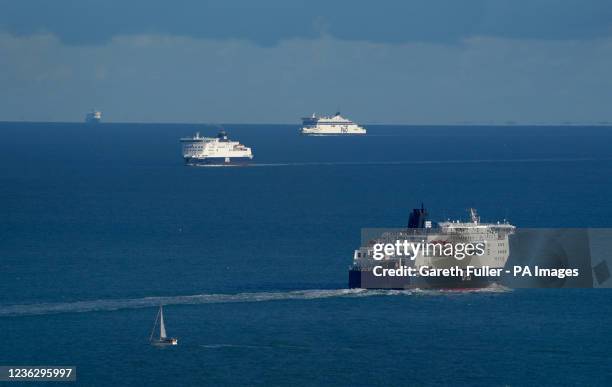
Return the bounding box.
[1,0,612,124]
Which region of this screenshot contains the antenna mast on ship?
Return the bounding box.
[469,208,480,224]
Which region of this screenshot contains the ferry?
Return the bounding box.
[180,130,253,166]
[349,206,515,289]
[85,109,102,124]
[301,112,366,135]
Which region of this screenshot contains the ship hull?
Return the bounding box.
[301,131,366,136]
[185,156,252,166]
[348,268,499,290]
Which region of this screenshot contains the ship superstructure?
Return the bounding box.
[349,206,515,289]
[180,130,253,165]
[301,112,366,135]
[85,110,102,123]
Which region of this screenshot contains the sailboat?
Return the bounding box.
[150,304,178,346]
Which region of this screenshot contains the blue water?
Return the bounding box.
[1,122,611,386]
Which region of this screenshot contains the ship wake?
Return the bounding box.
[0,286,510,317]
[237,157,602,168]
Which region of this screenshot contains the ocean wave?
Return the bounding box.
[0,286,509,317]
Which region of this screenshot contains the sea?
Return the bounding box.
[0,122,611,386]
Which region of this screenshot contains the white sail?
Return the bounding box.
[159,306,167,339]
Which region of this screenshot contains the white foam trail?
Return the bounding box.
[224,157,603,168]
[200,344,309,350]
[0,287,510,317]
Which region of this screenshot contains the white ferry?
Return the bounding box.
[180,130,253,166]
[85,109,102,124]
[301,112,366,135]
[349,206,515,289]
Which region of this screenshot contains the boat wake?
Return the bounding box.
[0,286,510,317]
[220,157,603,168]
[200,343,310,350]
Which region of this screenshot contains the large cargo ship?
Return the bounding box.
[180,130,253,166]
[349,206,515,289]
[301,112,366,135]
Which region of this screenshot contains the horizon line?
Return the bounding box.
[1,120,612,127]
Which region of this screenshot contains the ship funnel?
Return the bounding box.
[217,130,228,141]
[407,204,428,229]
